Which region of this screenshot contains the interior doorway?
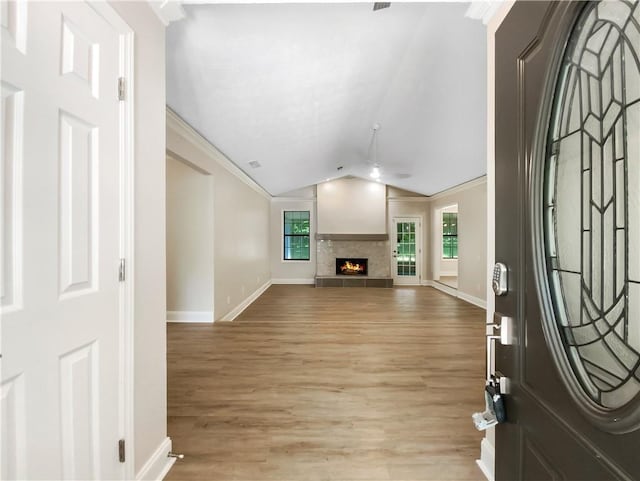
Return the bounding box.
[166,155,214,323]
[434,204,458,289]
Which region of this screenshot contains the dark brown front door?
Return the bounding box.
[495,1,640,479]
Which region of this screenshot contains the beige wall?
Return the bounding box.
[166,156,214,314]
[109,1,167,475]
[430,179,487,302]
[317,178,386,234]
[167,112,271,321]
[270,194,316,283]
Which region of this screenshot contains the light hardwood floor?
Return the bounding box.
[167,285,486,480]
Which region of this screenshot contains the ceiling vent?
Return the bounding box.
[248,160,261,169]
[373,2,391,12]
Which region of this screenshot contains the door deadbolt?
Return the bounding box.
[492,262,508,296]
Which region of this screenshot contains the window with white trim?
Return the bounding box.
[283,211,310,261]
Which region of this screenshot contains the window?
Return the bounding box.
[283,211,310,261]
[442,212,458,259]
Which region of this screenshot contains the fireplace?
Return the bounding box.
[336,258,368,276]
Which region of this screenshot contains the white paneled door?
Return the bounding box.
[392,217,421,285]
[1,2,128,479]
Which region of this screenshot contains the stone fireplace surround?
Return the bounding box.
[315,234,393,287]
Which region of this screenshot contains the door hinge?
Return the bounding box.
[119,439,126,463]
[119,258,126,282]
[118,77,126,101]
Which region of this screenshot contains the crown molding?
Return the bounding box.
[271,197,317,203]
[166,107,272,200]
[387,196,430,203]
[429,175,487,200]
[148,1,185,26]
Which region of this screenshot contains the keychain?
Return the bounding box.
[472,375,507,430]
[485,382,507,423]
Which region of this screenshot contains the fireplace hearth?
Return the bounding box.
[336,258,368,276]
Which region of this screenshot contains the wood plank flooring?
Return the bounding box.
[167,285,486,480]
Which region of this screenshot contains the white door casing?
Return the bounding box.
[392,217,422,286]
[1,2,134,479]
[437,205,458,279]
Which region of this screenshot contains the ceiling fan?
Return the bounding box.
[373,3,391,12]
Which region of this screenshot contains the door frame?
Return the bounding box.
[391,216,423,286]
[478,2,516,480]
[433,204,459,283]
[165,153,215,323]
[87,3,136,478]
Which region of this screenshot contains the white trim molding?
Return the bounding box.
[476,436,496,481]
[439,270,458,277]
[166,311,214,323]
[85,3,137,478]
[426,281,487,310]
[166,108,272,200]
[147,1,185,26]
[458,290,487,309]
[272,278,315,285]
[271,197,317,203]
[135,437,175,481]
[427,280,457,297]
[219,280,272,322]
[387,196,430,203]
[429,175,487,200]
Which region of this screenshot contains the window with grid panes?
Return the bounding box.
[442,212,458,259]
[283,211,310,261]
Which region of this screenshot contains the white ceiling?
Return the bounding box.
[167,3,487,196]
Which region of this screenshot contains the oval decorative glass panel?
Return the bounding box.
[542,0,640,428]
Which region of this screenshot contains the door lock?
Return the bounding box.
[492,262,508,296]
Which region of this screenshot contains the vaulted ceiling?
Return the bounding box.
[167,3,487,196]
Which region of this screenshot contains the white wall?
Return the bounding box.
[166,156,214,317]
[166,111,271,321]
[430,179,487,304]
[317,178,386,234]
[270,187,316,283]
[109,1,167,476]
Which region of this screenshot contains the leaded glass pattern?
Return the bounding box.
[544,0,640,410]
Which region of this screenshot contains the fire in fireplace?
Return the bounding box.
[336,258,368,276]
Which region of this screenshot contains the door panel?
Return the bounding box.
[1,2,124,479]
[392,217,421,285]
[495,1,640,479]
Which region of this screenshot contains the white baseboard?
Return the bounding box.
[458,290,488,309]
[440,271,458,277]
[428,280,458,297]
[271,278,315,285]
[219,280,272,322]
[167,311,213,323]
[136,437,176,481]
[476,436,495,481]
[427,280,487,309]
